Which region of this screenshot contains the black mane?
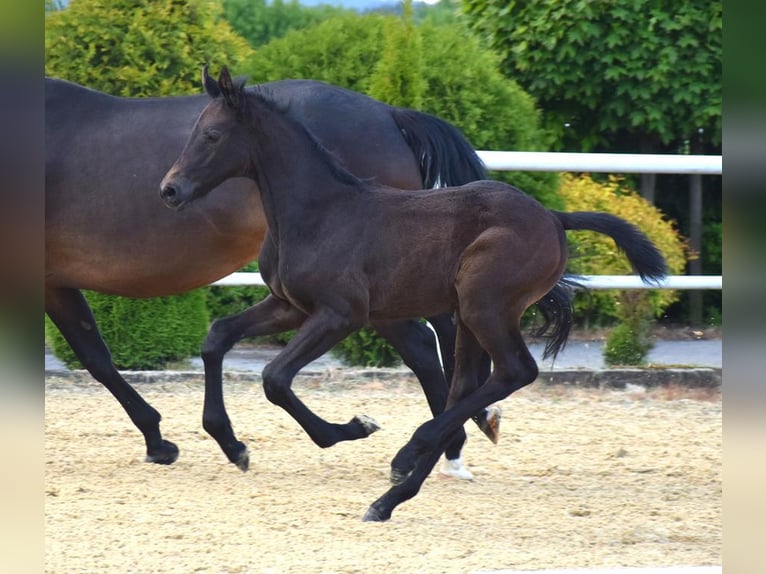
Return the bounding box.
[244,85,368,188]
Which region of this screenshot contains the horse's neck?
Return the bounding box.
[249,102,359,241]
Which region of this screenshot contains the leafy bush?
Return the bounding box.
[603,322,653,367]
[45,0,253,97]
[603,291,655,366]
[331,328,402,368]
[46,290,209,370]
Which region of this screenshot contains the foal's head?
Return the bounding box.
[160,66,250,210]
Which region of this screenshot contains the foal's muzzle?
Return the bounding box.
[159,183,184,209]
[159,173,195,210]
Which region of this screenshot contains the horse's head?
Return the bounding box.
[160,65,249,210]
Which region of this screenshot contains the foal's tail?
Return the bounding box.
[534,212,667,362]
[390,108,487,188]
[553,211,668,283]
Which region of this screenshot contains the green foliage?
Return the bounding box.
[368,0,425,109]
[243,14,387,93]
[603,321,653,367]
[222,0,351,48]
[45,0,253,96]
[462,0,722,152]
[331,328,401,368]
[243,14,559,207]
[414,0,463,25]
[45,0,66,11]
[46,290,209,370]
[560,174,687,326]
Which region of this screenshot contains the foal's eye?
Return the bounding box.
[205,130,222,143]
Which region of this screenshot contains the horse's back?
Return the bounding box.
[263,80,422,189]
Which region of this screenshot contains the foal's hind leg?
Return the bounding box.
[201,295,306,470]
[261,308,380,448]
[372,320,469,482]
[365,319,540,521]
[387,317,486,484]
[46,286,178,464]
[427,313,501,446]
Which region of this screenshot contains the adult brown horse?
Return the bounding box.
[46,75,497,473]
[160,67,667,519]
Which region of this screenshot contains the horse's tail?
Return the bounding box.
[553,211,668,283]
[532,277,580,361]
[534,212,667,362]
[390,108,487,188]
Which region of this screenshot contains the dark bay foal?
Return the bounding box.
[160,67,666,520]
[46,75,495,475]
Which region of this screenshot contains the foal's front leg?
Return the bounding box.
[202,295,306,470]
[261,308,380,448]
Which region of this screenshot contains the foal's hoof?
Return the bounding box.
[234,448,250,472]
[362,505,390,522]
[145,440,180,465]
[224,441,250,472]
[476,404,502,444]
[353,414,381,437]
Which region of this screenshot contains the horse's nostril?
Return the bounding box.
[161,185,176,200]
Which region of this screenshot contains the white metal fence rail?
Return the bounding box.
[211,151,723,291]
[212,272,722,290]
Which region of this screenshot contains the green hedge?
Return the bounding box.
[46,290,209,370]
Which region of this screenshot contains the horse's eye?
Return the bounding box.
[205,130,221,143]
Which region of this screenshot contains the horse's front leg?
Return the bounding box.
[46,286,179,464]
[261,308,380,448]
[201,295,306,471]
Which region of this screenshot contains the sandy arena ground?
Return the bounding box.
[45,374,721,574]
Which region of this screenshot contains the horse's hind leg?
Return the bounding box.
[372,319,469,482]
[427,313,500,446]
[365,319,539,522]
[261,308,380,448]
[386,317,486,484]
[201,294,306,470]
[45,286,178,464]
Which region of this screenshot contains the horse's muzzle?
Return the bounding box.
[159,181,189,211]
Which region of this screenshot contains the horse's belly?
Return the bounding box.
[367,280,454,321]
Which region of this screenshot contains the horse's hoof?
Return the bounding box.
[478,404,502,444]
[362,505,389,522]
[439,456,474,480]
[145,440,180,465]
[235,448,250,472]
[353,414,381,436]
[225,441,250,471]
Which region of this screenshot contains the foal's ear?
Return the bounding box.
[218,66,244,112]
[202,64,221,98]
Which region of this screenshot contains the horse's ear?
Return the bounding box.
[202,65,220,98]
[218,66,244,112]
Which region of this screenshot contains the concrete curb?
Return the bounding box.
[45,366,721,389]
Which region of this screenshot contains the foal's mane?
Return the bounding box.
[244,85,368,188]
